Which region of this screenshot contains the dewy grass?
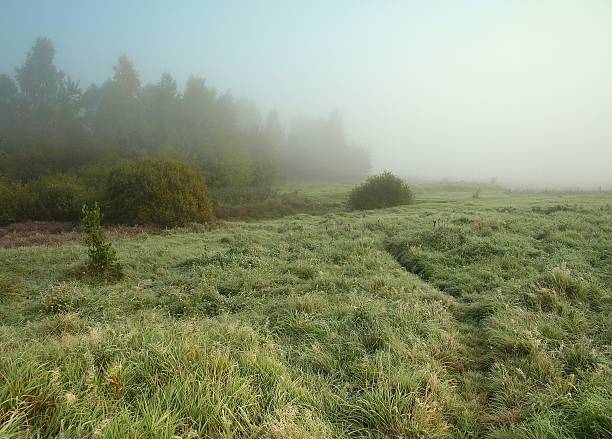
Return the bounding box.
[0,184,610,437]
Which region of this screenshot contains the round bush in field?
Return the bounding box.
[104,159,213,227]
[348,171,414,210]
[31,174,90,221]
[0,179,33,224]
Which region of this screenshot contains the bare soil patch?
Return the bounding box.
[0,221,155,248]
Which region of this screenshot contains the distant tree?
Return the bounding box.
[140,72,180,153]
[0,75,19,143]
[57,77,82,124]
[14,37,83,139]
[250,110,283,187]
[263,110,284,151]
[158,72,178,98]
[15,37,61,113]
[182,76,216,126]
[282,111,370,181]
[84,55,143,152]
[181,76,217,152]
[235,97,261,132]
[112,54,140,97]
[215,91,237,131]
[326,110,346,146]
[0,74,18,108]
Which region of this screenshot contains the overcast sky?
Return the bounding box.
[2,0,611,187]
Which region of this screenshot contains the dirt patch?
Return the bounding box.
[0,221,155,249]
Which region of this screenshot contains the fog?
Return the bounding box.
[2,0,612,187]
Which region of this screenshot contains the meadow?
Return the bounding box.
[1,183,611,438]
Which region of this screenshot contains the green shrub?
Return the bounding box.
[82,203,122,278]
[103,159,213,227]
[30,174,90,221]
[0,179,33,224]
[348,171,414,210]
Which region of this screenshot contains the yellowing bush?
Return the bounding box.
[104,159,213,227]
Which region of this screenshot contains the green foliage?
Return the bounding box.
[104,159,213,227]
[0,143,118,182]
[30,174,90,221]
[81,203,122,277]
[14,37,82,133]
[0,179,32,224]
[348,171,414,210]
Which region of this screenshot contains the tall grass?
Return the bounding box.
[1,185,610,437]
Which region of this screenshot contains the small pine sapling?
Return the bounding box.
[81,203,122,278]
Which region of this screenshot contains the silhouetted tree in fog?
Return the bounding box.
[85,55,143,152]
[140,72,180,153]
[282,111,370,181]
[0,74,19,142]
[14,37,82,141]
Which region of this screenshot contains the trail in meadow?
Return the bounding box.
[385,207,612,437]
[384,224,518,437]
[387,249,493,436]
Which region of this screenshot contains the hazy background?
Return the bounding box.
[2,0,611,187]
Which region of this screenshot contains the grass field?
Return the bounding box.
[1,183,611,438]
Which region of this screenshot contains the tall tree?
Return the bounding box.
[235,97,261,132]
[112,54,140,97]
[0,75,19,146]
[85,55,143,152]
[264,110,283,148]
[0,74,19,106]
[14,37,82,139]
[181,76,216,145]
[251,110,283,186]
[141,72,180,152]
[15,37,60,113]
[282,111,370,181]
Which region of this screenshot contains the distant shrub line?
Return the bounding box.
[1,169,416,227]
[1,158,213,227]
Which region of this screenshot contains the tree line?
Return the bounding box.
[0,38,370,210]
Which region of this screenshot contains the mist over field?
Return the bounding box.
[2,0,611,188]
